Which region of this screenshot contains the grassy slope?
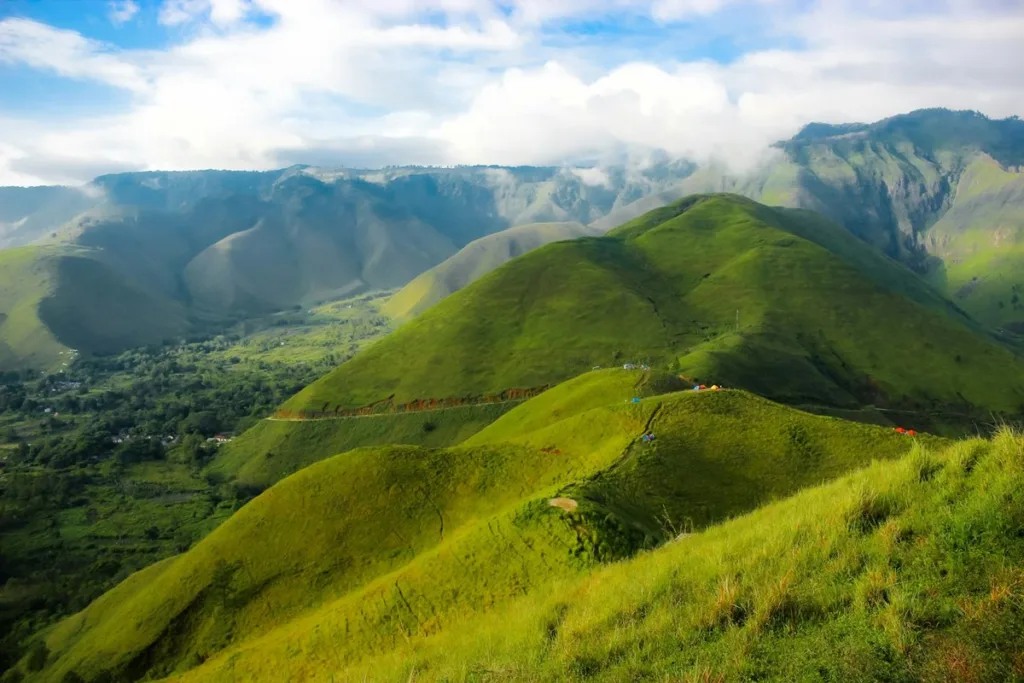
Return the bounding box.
[924,155,1024,332]
[384,221,599,320]
[208,402,520,488]
[283,194,1024,421]
[37,252,191,356]
[26,374,924,683]
[328,430,1024,683]
[0,247,67,371]
[0,245,192,370]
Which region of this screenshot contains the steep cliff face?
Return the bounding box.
[774,111,1024,330]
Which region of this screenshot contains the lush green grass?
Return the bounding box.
[283,194,1024,426]
[20,380,927,683]
[384,222,600,320]
[0,247,70,371]
[0,245,194,370]
[320,430,1024,683]
[208,401,521,488]
[924,155,1024,332]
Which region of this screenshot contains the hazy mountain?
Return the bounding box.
[3,108,1023,368]
[380,111,1024,326]
[0,186,97,248]
[685,109,1024,331]
[384,221,603,320]
[0,162,699,368]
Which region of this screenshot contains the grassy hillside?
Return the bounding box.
[385,221,601,320]
[0,247,68,371]
[282,194,1024,426]
[252,429,1022,683]
[590,110,1024,332]
[751,110,1024,331]
[19,376,925,682]
[923,155,1024,332]
[0,246,187,371]
[0,162,706,366]
[208,401,520,488]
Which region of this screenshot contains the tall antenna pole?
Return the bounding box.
[735,309,739,333]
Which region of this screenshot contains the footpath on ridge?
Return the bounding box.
[270,385,553,421]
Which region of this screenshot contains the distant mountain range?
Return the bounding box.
[392,109,1024,334]
[1,108,1023,370]
[0,162,699,369]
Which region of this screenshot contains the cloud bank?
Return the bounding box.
[0,0,1022,185]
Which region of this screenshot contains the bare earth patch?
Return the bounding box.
[548,497,578,512]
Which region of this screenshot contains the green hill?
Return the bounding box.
[0,246,189,370]
[0,163,703,367]
[178,429,1024,683]
[384,221,601,320]
[0,247,69,370]
[922,155,1024,333]
[19,374,927,682]
[282,194,1024,428]
[207,401,521,488]
[574,110,1024,333]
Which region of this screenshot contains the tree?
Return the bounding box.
[180,411,220,437]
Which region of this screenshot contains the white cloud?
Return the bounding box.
[0,19,148,92]
[0,0,1022,185]
[108,0,140,26]
[160,0,255,26]
[570,166,612,187]
[159,0,254,26]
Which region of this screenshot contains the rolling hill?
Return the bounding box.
[0,246,190,371]
[669,109,1024,332]
[185,428,1024,683]
[281,194,1024,429]
[0,163,700,368]
[18,371,930,682]
[384,221,602,319]
[386,111,1024,324]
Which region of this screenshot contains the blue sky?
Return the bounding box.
[0,0,1022,185]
